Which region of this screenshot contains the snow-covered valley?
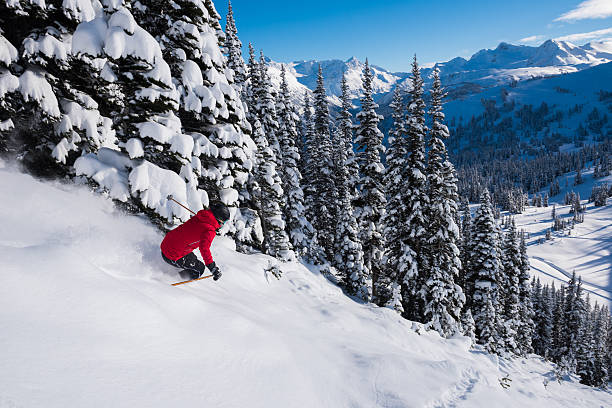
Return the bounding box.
[1,163,611,407]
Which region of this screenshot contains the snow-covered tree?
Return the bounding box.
[337,73,359,201]
[255,51,281,161]
[1,0,113,176]
[355,59,386,303]
[500,219,521,354]
[381,87,414,310]
[244,46,291,260]
[470,189,502,352]
[576,295,595,385]
[401,55,428,321]
[533,282,553,358]
[421,67,464,337]
[332,126,370,300]
[73,3,194,225]
[250,117,293,260]
[458,198,472,297]
[0,28,26,154]
[134,0,253,213]
[305,65,337,261]
[223,0,247,93]
[551,283,567,363]
[461,308,476,345]
[561,272,586,373]
[276,65,320,261]
[591,305,609,387]
[517,232,535,355]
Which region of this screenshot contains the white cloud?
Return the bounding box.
[518,35,546,44]
[555,0,612,22]
[555,27,612,42]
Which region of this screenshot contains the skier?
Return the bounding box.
[161,201,230,281]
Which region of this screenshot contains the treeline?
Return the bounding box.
[455,141,612,207]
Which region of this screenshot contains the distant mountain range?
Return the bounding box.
[267,39,612,107]
[265,39,612,155]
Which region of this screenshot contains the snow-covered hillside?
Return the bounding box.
[1,163,611,407]
[513,167,612,308]
[443,60,612,152]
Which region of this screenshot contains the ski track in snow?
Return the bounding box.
[1,164,611,407]
[531,257,612,302]
[513,168,612,308]
[425,368,480,408]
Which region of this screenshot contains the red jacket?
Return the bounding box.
[160,209,220,264]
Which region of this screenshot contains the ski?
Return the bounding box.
[171,274,214,286]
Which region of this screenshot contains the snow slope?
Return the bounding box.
[0,162,610,407]
[513,168,612,308]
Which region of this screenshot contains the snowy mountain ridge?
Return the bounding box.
[267,39,612,106]
[264,56,405,107]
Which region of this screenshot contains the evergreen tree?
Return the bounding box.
[298,91,312,187]
[500,219,521,353]
[245,43,259,114]
[461,308,477,344]
[250,117,293,260]
[276,65,320,261]
[244,46,291,259]
[337,74,359,201]
[592,305,609,388]
[560,272,584,373]
[325,72,368,300]
[401,55,428,321]
[256,51,281,162]
[223,0,247,93]
[517,233,535,355]
[305,65,337,261]
[551,283,566,363]
[459,198,473,300]
[470,189,502,352]
[1,0,113,175]
[355,59,386,304]
[421,67,464,337]
[382,87,414,310]
[534,283,553,358]
[608,312,612,383]
[78,3,194,225]
[332,128,370,301]
[133,0,254,221]
[577,296,595,385]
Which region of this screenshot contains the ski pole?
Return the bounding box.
[167,194,196,216]
[172,274,214,286]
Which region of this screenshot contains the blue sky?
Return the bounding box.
[216,0,612,72]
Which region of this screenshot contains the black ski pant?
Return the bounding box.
[161,251,206,277]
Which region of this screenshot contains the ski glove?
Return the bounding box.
[206,262,222,281]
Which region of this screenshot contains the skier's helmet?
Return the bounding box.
[210,201,230,224]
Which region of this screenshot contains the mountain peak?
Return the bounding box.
[346,56,361,65]
[539,39,574,50]
[496,42,513,50]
